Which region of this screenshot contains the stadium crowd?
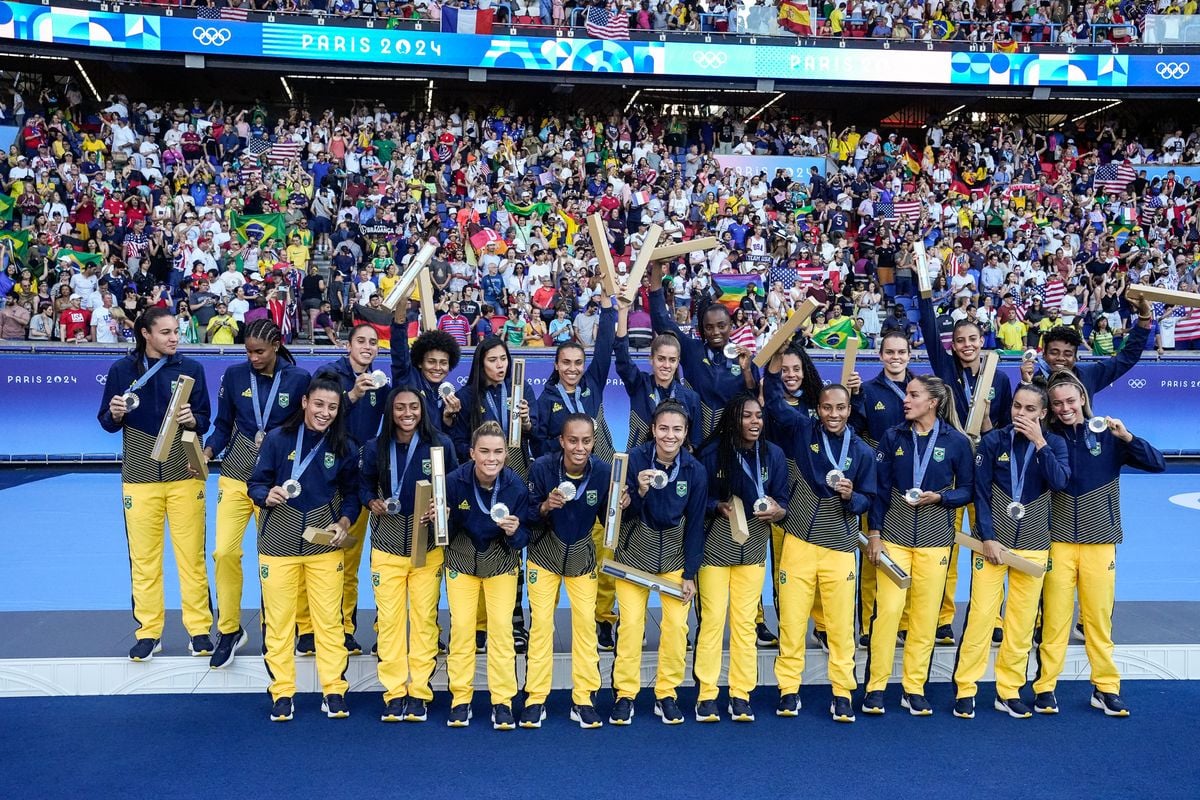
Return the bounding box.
[1,83,1199,354]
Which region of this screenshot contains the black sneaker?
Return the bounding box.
[570,704,603,729]
[209,628,246,669]
[728,697,755,722]
[270,696,294,722]
[492,704,516,731]
[475,631,487,654]
[861,690,885,715]
[344,633,363,656]
[447,703,472,727]
[404,698,428,723]
[655,697,684,725]
[381,698,406,723]
[1034,692,1059,715]
[994,697,1032,719]
[776,693,801,717]
[597,621,616,651]
[520,703,546,729]
[513,625,529,655]
[295,633,316,656]
[813,630,829,653]
[992,627,1004,644]
[609,697,635,726]
[370,641,378,657]
[902,693,933,716]
[935,624,955,645]
[1091,690,1130,717]
[129,638,161,662]
[1072,622,1086,642]
[857,633,869,650]
[188,634,214,657]
[694,699,720,723]
[322,694,350,719]
[830,696,856,723]
[756,623,779,648]
[953,697,976,719]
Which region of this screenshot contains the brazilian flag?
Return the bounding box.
[55,248,104,270]
[0,192,15,221]
[230,212,287,244]
[0,229,30,261]
[812,317,868,350]
[504,199,553,217]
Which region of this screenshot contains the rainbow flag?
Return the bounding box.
[812,317,868,350]
[710,272,762,312]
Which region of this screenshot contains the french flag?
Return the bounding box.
[440,7,493,34]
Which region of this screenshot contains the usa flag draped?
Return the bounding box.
[586,7,630,40]
[879,199,921,223]
[1095,160,1137,195]
[267,140,303,167]
[1166,305,1200,342]
[196,6,249,21]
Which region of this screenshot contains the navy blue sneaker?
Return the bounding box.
[1091,690,1130,717]
[322,694,350,719]
[188,634,214,657]
[830,696,856,723]
[1034,692,1059,715]
[901,693,933,716]
[270,697,294,722]
[655,697,684,725]
[728,697,755,722]
[209,628,246,669]
[129,638,161,662]
[694,699,720,723]
[404,698,428,722]
[776,693,801,717]
[861,690,885,715]
[609,697,635,726]
[953,697,975,719]
[381,698,406,723]
[520,703,546,729]
[571,704,603,729]
[492,704,516,731]
[447,704,472,727]
[295,633,316,656]
[994,697,1032,719]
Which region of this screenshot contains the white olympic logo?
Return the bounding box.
[692,50,728,69]
[96,374,107,385]
[1127,379,1146,389]
[1155,61,1191,80]
[192,26,232,47]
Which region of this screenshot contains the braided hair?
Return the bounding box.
[243,318,296,366]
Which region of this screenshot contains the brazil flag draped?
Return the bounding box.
[55,248,104,270]
[0,229,30,261]
[504,199,553,217]
[230,212,287,244]
[812,317,868,350]
[0,192,15,221]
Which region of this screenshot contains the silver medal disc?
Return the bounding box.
[369,369,389,389]
[383,497,400,515]
[282,479,303,499]
[753,497,771,514]
[825,469,845,489]
[650,470,669,490]
[723,342,740,359]
[254,430,266,447]
[490,503,510,523]
[1088,416,1109,434]
[905,488,923,505]
[438,381,456,399]
[556,481,578,502]
[122,392,140,412]
[1006,501,1026,521]
[1022,348,1038,363]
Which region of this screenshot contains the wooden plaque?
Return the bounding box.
[508,359,525,449]
[412,480,433,568]
[964,352,998,441]
[1126,285,1200,309]
[587,213,619,298]
[753,297,822,368]
[603,453,628,550]
[840,336,860,387]
[955,532,1045,577]
[430,447,450,547]
[600,559,685,600]
[417,269,438,333]
[303,525,358,549]
[648,237,720,263]
[622,223,663,305]
[913,240,933,299]
[382,241,438,311]
[151,374,195,462]
[857,533,912,589]
[181,430,208,480]
[729,496,750,545]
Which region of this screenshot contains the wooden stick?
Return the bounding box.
[601,559,685,600]
[857,533,912,589]
[753,297,821,367]
[728,496,750,545]
[622,223,662,305]
[417,269,438,333]
[181,430,208,481]
[603,453,628,550]
[430,447,449,547]
[1127,284,1200,309]
[587,213,619,298]
[508,359,525,450]
[840,336,860,387]
[412,480,432,568]
[913,240,932,299]
[152,374,195,462]
[955,532,1045,577]
[303,525,358,549]
[964,352,998,441]
[381,241,437,311]
[648,237,720,263]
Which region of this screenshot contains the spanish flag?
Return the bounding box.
[778,0,814,35]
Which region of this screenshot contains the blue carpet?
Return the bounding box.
[2,682,1195,799]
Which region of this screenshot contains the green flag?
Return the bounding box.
[0,229,30,261]
[55,248,104,270]
[230,212,287,245]
[504,199,553,217]
[0,192,15,221]
[811,317,868,350]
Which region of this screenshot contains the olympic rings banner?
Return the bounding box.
[3,350,1200,458]
[5,2,1200,87]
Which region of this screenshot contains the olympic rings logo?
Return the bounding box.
[192,26,232,47]
[1155,62,1191,80]
[1127,379,1147,389]
[692,50,728,69]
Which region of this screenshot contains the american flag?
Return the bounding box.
[769,262,823,289]
[1171,307,1200,342]
[1027,279,1067,311]
[239,164,262,184]
[585,7,630,40]
[880,199,921,223]
[267,140,303,167]
[196,5,250,21]
[245,138,271,157]
[1094,160,1137,195]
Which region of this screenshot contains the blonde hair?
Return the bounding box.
[471,419,506,448]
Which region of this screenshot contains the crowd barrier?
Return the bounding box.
[3,347,1199,458]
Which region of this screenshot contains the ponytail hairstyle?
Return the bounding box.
[1045,369,1094,428]
[243,318,296,366]
[466,336,512,432]
[133,306,176,373]
[910,374,963,433]
[376,385,440,496]
[650,398,691,451]
[703,391,760,503]
[281,375,351,457]
[546,340,586,388]
[782,342,825,411]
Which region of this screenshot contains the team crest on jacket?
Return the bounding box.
[552,403,564,413]
[586,490,599,506]
[241,388,253,398]
[676,481,688,497]
[731,365,742,376]
[458,500,470,510]
[370,392,377,406]
[998,452,1010,462]
[278,393,290,408]
[987,388,996,400]
[933,447,946,462]
[422,459,432,476]
[324,452,336,469]
[1089,443,1102,457]
[874,401,885,410]
[810,443,820,453]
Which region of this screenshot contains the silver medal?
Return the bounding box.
[825,469,845,488]
[650,470,669,490]
[1005,501,1026,521]
[369,369,389,389]
[438,381,456,399]
[905,488,922,505]
[121,392,140,412]
[1022,348,1038,363]
[753,497,770,514]
[254,430,266,447]
[490,502,510,523]
[723,342,740,359]
[1087,416,1109,434]
[282,479,303,499]
[556,481,577,501]
[383,497,401,515]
